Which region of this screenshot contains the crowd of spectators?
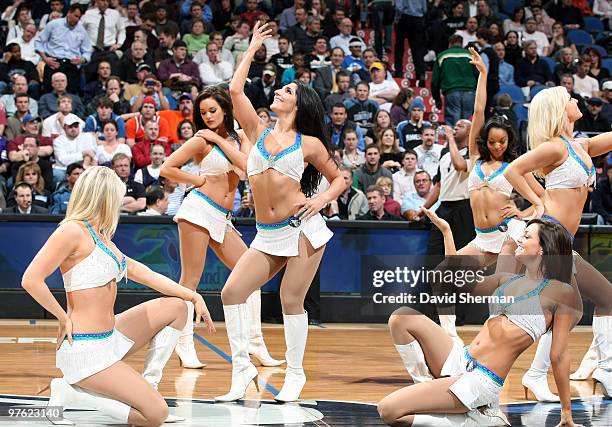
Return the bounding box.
[0,0,610,223]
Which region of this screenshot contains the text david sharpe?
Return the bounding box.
[372,292,515,305]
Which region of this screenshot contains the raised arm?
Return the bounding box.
[229,21,273,142]
[160,136,208,187]
[126,256,215,333]
[468,47,487,162]
[504,142,565,218]
[584,131,612,157]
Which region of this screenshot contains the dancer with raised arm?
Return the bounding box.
[22,166,215,426]
[161,86,284,369]
[378,208,583,427]
[436,48,543,338]
[505,89,612,400]
[214,21,344,403]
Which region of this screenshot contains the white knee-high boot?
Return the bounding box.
[143,326,182,390]
[247,290,285,367]
[394,341,433,383]
[592,315,612,398]
[274,312,308,403]
[439,314,458,338]
[175,301,206,369]
[412,413,468,426]
[522,331,559,402]
[215,304,259,402]
[47,378,130,425]
[570,335,598,380]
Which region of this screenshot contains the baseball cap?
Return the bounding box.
[369,61,385,72]
[63,114,81,126]
[142,96,156,107]
[178,93,192,101]
[136,63,152,73]
[586,97,603,106]
[22,114,41,124]
[602,81,612,91]
[263,63,277,76]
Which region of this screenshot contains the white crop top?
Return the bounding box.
[545,136,596,189]
[468,160,513,197]
[62,222,127,292]
[489,275,551,342]
[247,127,304,182]
[199,132,241,176]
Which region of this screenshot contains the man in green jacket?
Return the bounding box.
[431,34,478,126]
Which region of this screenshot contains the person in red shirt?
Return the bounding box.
[240,0,266,27]
[132,120,172,169]
[125,96,173,147]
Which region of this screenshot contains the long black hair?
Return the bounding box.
[193,85,236,135]
[293,80,334,197]
[527,219,573,284]
[477,115,517,162]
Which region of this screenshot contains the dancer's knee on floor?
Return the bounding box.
[141,400,168,427]
[377,399,405,425]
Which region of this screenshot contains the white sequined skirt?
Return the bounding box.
[469,218,526,254]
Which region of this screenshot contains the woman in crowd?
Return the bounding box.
[175,119,195,151]
[549,22,578,59]
[505,87,612,400]
[256,108,273,128]
[161,85,284,370]
[341,128,365,171]
[95,121,132,167]
[378,127,403,173]
[375,176,401,217]
[217,21,343,403]
[365,109,393,145]
[378,209,582,427]
[9,162,52,209]
[23,166,214,426]
[503,6,525,35]
[584,47,611,85]
[503,31,522,67]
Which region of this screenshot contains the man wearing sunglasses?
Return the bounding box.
[52,114,97,184]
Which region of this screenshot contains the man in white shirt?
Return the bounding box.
[392,149,418,202]
[330,18,366,55]
[193,31,235,69]
[7,23,39,66]
[522,17,550,57]
[81,0,126,52]
[368,62,400,111]
[456,16,478,47]
[138,185,169,216]
[199,42,233,85]
[414,126,443,178]
[52,114,97,182]
[573,57,600,99]
[42,95,83,140]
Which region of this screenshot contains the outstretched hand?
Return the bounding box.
[420,207,451,233]
[469,47,487,74]
[248,21,274,52]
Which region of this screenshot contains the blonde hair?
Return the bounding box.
[61,166,126,240]
[375,176,393,187]
[16,161,44,193]
[528,87,570,151]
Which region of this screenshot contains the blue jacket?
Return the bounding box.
[50,187,71,214]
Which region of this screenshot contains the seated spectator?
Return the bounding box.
[0,135,8,187]
[375,176,401,217]
[262,20,282,60]
[327,103,365,150]
[548,0,584,30]
[330,18,365,55]
[324,165,368,220]
[50,162,84,214]
[503,6,525,35]
[531,4,555,38]
[157,40,201,89]
[175,119,195,148]
[455,17,478,47]
[117,41,155,85]
[240,0,266,28]
[248,44,269,80]
[560,74,588,116]
[522,17,550,57]
[573,56,600,99]
[95,121,132,166]
[7,115,53,166]
[340,128,365,171]
[134,143,166,187]
[365,109,393,145]
[112,153,146,214]
[295,68,313,86]
[7,23,40,68]
[357,185,402,220]
[314,47,345,101]
[159,93,194,140]
[344,81,379,131]
[183,19,209,56]
[153,23,180,64]
[4,93,36,140]
[494,42,515,86]
[492,94,519,132]
[246,63,283,110]
[132,121,172,169]
[341,37,366,74]
[305,35,331,70]
[270,35,293,74]
[0,75,38,117]
[224,20,251,62]
[293,15,322,55]
[503,31,523,67]
[414,126,444,178]
[378,128,403,173]
[193,31,235,69]
[256,109,273,128]
[8,162,52,209]
[235,187,256,218]
[400,170,439,221]
[0,43,39,98]
[87,76,131,117]
[353,144,393,192]
[38,72,85,119]
[138,185,169,216]
[390,88,414,126]
[285,7,308,46]
[281,52,306,85]
[198,42,233,85]
[324,70,352,113]
[83,61,112,106]
[515,40,554,89]
[42,95,84,140]
[602,80,612,124]
[585,47,611,86]
[9,133,54,191]
[548,21,578,59]
[592,156,612,225]
[125,96,173,147]
[161,175,184,215]
[52,115,98,183]
[554,48,577,85]
[128,72,171,113]
[392,149,418,202]
[398,98,431,150]
[84,97,127,144]
[368,62,400,111]
[3,182,48,214]
[576,97,610,132]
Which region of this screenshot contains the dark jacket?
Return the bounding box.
[592,177,612,224]
[245,78,283,110]
[357,210,403,221]
[50,186,71,214]
[515,56,553,87]
[3,204,49,214]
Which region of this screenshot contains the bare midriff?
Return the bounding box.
[197,172,241,211]
[250,170,306,223]
[542,187,588,236]
[470,186,513,228]
[66,282,117,333]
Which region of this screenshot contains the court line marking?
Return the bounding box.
[193,332,281,396]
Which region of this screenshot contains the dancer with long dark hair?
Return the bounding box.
[22,166,214,426]
[505,89,612,400]
[161,86,284,369]
[214,21,344,402]
[378,209,583,427]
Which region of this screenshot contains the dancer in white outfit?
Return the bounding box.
[161,86,284,369]
[378,209,583,427]
[505,88,612,401]
[214,21,344,403]
[22,166,214,427]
